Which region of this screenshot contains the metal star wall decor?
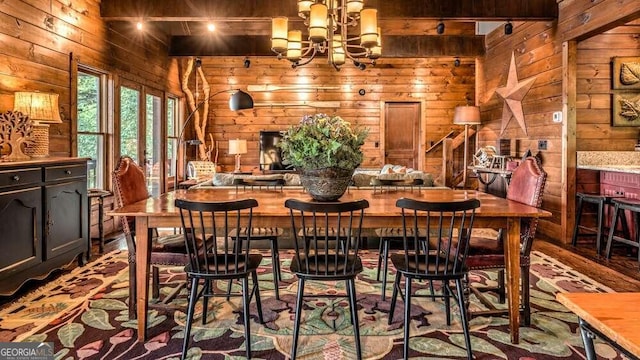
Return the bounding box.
[496,52,536,135]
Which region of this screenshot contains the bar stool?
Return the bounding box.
[571,192,620,255]
[87,189,112,260]
[605,197,640,264]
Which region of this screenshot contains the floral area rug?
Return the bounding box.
[0,249,624,360]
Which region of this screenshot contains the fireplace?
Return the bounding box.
[259,131,293,171]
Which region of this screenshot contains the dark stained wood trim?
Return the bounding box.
[558,0,640,41]
[168,35,485,57]
[562,40,577,245]
[101,0,558,20]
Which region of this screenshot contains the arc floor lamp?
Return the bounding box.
[175,89,254,191]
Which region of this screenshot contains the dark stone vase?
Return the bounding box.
[300,167,355,201]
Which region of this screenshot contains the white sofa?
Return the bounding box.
[189,165,442,190]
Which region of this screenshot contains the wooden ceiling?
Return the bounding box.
[100,0,558,57]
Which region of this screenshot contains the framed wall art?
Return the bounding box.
[612,57,640,90]
[612,92,640,126]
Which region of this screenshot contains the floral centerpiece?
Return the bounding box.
[279,113,368,201]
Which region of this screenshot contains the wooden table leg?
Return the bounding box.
[135,216,150,342]
[505,217,521,344]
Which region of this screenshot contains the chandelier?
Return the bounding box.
[271,0,381,70]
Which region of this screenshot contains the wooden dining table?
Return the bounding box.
[107,187,551,344]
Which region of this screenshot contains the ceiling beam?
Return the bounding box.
[101,0,557,21]
[168,35,485,57]
[558,0,640,41]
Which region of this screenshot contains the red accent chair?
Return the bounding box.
[465,156,547,325]
[112,156,188,317]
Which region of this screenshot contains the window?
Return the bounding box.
[167,97,178,181]
[119,86,140,163]
[77,70,106,189]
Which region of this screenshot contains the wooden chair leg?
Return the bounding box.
[455,278,473,360]
[181,277,199,360]
[241,277,252,359]
[291,278,306,360]
[347,278,362,360]
[522,265,531,326]
[152,266,160,300]
[128,262,137,319]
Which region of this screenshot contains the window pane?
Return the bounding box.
[120,87,139,163]
[78,134,103,189]
[167,98,177,177]
[78,73,100,133]
[146,94,162,197]
[77,70,104,189]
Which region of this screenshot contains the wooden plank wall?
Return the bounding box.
[0,0,181,157]
[479,18,640,243]
[188,57,476,173]
[576,21,640,150]
[0,0,181,236]
[478,20,564,241]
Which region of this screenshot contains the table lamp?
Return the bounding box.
[14,92,62,157]
[453,105,481,189]
[229,139,247,173]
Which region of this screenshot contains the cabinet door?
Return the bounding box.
[44,181,87,260]
[0,187,42,276]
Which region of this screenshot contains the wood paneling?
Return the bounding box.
[183,56,475,172]
[478,21,563,241]
[558,0,640,42]
[479,13,640,244]
[168,35,486,57]
[0,0,181,157]
[101,0,558,21]
[577,28,640,152]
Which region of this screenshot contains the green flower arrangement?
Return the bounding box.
[279,114,369,171]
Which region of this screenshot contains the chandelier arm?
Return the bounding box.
[294,47,319,67]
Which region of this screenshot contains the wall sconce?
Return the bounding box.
[14,92,62,157]
[228,139,247,173]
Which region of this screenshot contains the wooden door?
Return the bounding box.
[384,102,420,168]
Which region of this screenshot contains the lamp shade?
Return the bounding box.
[14,92,62,124]
[229,139,247,155]
[453,105,481,125]
[229,90,254,111]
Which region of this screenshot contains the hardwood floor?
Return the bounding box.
[535,236,640,292]
[3,231,640,307]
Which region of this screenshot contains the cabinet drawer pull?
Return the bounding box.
[12,175,20,181]
[65,170,72,175]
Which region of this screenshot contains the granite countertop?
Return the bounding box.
[577,151,640,174]
[577,164,640,174]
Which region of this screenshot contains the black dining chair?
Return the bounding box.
[388,197,480,360]
[228,178,286,299]
[285,198,370,360]
[175,198,265,360]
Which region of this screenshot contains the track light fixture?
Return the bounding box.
[436,21,445,35]
[353,61,366,71]
[194,57,202,68]
[504,21,513,35]
[243,57,251,68]
[454,57,461,67]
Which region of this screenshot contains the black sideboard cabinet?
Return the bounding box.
[0,158,87,296]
